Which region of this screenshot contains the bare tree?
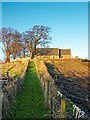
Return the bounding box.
[11,32,21,59]
[0,28,14,62]
[0,27,21,62]
[21,34,28,58]
[0,26,52,61]
[25,25,52,59]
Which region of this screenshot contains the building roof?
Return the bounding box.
[59,49,71,55]
[36,48,59,56]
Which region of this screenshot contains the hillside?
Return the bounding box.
[0,58,89,118]
[0,58,29,79]
[45,59,89,116]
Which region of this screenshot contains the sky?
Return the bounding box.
[1,0,89,2]
[0,1,88,60]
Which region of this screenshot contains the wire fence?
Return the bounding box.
[34,58,89,119]
[0,58,89,119]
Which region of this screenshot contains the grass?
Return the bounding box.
[1,61,28,79]
[7,61,49,118]
[66,100,73,117]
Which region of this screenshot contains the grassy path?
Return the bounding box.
[8,62,48,118]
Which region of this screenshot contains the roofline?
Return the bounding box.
[36,47,59,49]
[59,48,71,50]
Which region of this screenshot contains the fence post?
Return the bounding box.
[50,81,55,116]
[0,91,3,120]
[47,80,50,105]
[61,96,66,118]
[45,81,48,102]
[7,72,9,81]
[50,96,53,116]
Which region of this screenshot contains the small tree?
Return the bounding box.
[0,28,14,62]
[11,32,21,59]
[21,33,28,58]
[0,27,21,62]
[25,25,52,59]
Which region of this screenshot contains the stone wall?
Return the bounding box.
[0,59,29,118]
[36,55,59,59]
[61,55,71,59]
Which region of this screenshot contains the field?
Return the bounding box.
[0,59,29,79]
[45,59,90,116]
[0,58,90,118]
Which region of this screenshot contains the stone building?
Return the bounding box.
[36,48,71,59]
[36,48,59,58]
[59,49,71,58]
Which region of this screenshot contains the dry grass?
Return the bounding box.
[51,59,88,78]
[0,59,29,79]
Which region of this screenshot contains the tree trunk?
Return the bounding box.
[30,51,33,59]
[23,52,26,58]
[5,51,10,63]
[23,49,26,58]
[33,41,37,56]
[13,53,16,59]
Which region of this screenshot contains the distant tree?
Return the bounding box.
[0,26,52,61]
[0,28,14,62]
[0,27,21,62]
[11,32,21,59]
[21,34,28,58]
[25,25,52,59]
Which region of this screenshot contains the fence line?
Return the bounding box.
[34,58,87,119]
[34,58,64,118]
[0,59,29,118]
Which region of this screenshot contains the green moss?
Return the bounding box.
[8,62,49,118]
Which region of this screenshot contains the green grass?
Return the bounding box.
[8,61,49,118]
[66,100,73,117]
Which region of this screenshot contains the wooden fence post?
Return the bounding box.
[50,81,55,116]
[7,71,10,82]
[47,80,50,104]
[0,91,3,120]
[45,81,48,102]
[50,96,53,116]
[60,96,66,118]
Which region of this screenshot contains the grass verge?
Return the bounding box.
[7,61,49,118]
